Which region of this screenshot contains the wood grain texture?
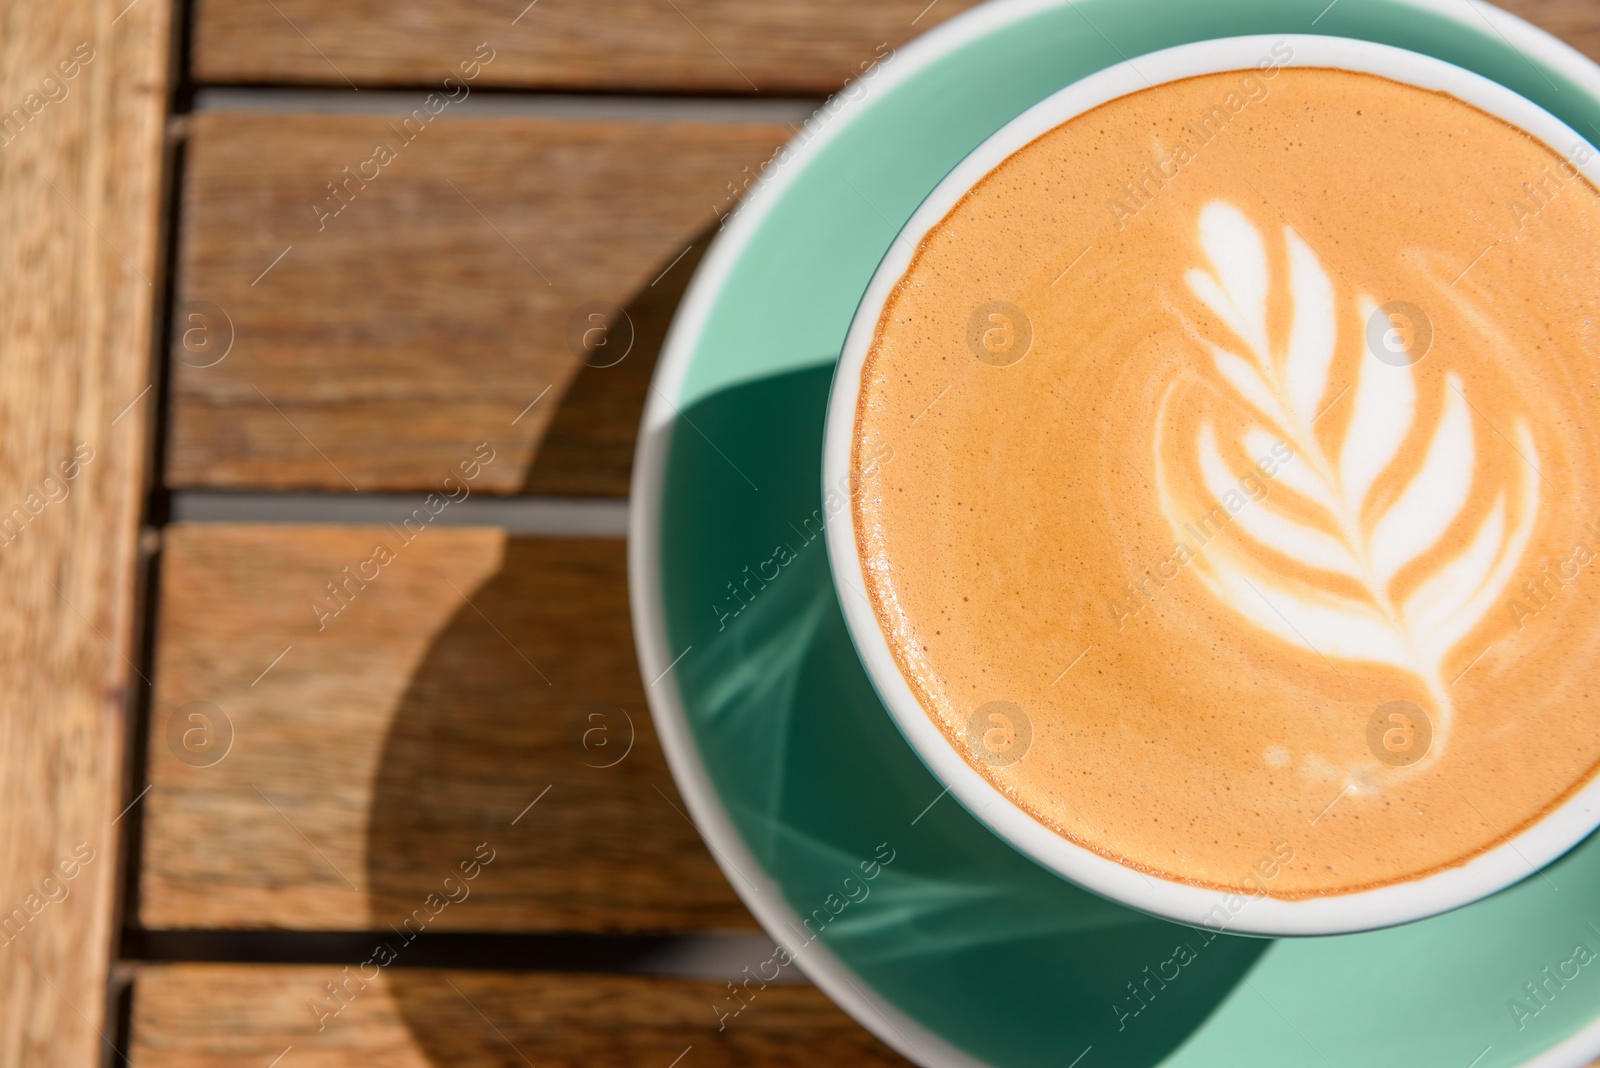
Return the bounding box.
[140,523,754,931]
[131,964,910,1067]
[1501,0,1600,64]
[0,0,169,1064]
[190,0,966,93]
[190,0,1600,94]
[166,111,787,495]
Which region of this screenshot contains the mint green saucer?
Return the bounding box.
[630,1,1600,1064]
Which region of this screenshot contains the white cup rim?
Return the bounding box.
[821,32,1600,937]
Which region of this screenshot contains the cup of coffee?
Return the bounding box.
[823,33,1600,935]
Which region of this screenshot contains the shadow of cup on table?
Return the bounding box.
[364,234,773,1062]
[517,235,712,497]
[361,534,768,1062]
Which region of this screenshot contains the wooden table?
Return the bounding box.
[3,0,1600,1064]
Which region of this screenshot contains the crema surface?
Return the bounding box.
[853,67,1600,896]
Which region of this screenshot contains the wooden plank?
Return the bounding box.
[123,963,1600,1068]
[0,0,169,1064]
[188,0,1600,94]
[140,524,754,931]
[1500,0,1600,64]
[166,111,788,496]
[130,964,910,1066]
[190,0,964,94]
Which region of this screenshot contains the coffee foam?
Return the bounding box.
[852,68,1600,897]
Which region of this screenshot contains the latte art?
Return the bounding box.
[1156,201,1541,766]
[851,68,1600,897]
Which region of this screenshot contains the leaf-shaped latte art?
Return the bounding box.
[1155,202,1540,764]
